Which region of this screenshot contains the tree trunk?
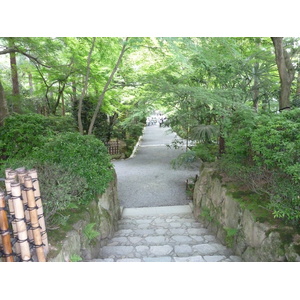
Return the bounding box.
[71,81,77,103]
[52,81,66,115]
[88,37,129,135]
[218,135,225,156]
[271,37,295,111]
[9,40,21,113]
[296,71,300,99]
[28,72,34,96]
[0,81,9,126]
[78,37,96,134]
[252,62,260,112]
[61,93,65,116]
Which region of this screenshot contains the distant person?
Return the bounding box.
[159,116,163,127]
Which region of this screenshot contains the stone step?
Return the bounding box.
[94,205,243,262]
[121,205,193,217]
[107,233,217,246]
[99,242,234,259]
[116,221,206,231]
[92,255,242,262]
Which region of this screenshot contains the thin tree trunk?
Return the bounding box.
[88,37,129,135]
[8,38,21,113]
[296,71,300,100]
[0,81,9,126]
[28,72,34,96]
[71,81,77,103]
[252,62,260,112]
[271,37,295,111]
[78,37,96,134]
[61,93,65,116]
[52,81,67,115]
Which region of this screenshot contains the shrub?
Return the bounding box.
[43,115,77,134]
[250,112,300,182]
[0,132,114,227]
[31,132,114,204]
[221,108,300,225]
[0,113,52,159]
[0,159,88,227]
[192,143,218,163]
[0,113,77,161]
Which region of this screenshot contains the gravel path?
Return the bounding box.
[113,124,200,208]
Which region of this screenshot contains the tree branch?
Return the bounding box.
[0,46,51,68]
[88,37,129,135]
[78,37,96,134]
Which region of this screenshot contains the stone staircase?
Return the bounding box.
[92,205,242,262]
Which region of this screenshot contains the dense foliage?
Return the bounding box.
[220,108,300,225]
[0,115,114,227]
[1,36,300,227]
[0,113,76,159]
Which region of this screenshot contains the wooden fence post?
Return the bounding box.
[27,169,49,255]
[4,178,21,258]
[10,182,31,262]
[24,176,46,262]
[17,170,34,244]
[0,191,14,262]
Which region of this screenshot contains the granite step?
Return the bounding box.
[93,205,242,262]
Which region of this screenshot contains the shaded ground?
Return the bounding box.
[113,124,200,208]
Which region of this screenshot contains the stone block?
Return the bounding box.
[171,235,193,243]
[174,245,193,256]
[100,246,134,258]
[149,245,173,256]
[203,255,226,262]
[143,257,172,262]
[145,236,166,244]
[193,244,218,255]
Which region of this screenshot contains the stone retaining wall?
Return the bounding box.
[192,165,300,262]
[48,170,121,262]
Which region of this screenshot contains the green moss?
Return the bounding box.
[226,185,276,225]
[70,254,83,262]
[83,223,100,244]
[266,228,294,244]
[199,207,213,222]
[293,244,300,255]
[47,205,88,246]
[224,227,238,248]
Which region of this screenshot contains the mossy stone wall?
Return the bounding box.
[193,165,300,262]
[48,170,120,262]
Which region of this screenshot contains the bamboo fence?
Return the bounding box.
[0,167,48,262]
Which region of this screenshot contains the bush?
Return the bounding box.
[43,115,77,134]
[31,132,114,204]
[0,113,77,160]
[0,159,88,228]
[250,112,300,182]
[192,143,218,163]
[0,113,52,159]
[220,108,300,225]
[0,132,114,228]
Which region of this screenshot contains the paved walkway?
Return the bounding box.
[113,124,199,208]
[92,124,242,262]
